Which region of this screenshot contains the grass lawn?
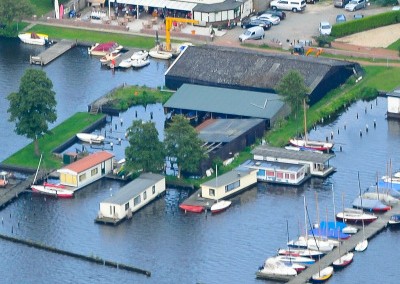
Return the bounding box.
[28,0,69,17]
[387,39,400,53]
[3,112,104,170]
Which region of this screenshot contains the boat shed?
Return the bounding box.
[251,145,335,177]
[164,83,289,128]
[241,159,308,185]
[387,87,400,119]
[96,173,166,225]
[201,167,258,200]
[57,151,114,190]
[164,45,361,105]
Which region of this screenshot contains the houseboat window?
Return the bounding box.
[257,169,266,177]
[143,190,147,200]
[79,173,86,182]
[285,173,290,179]
[152,185,155,194]
[91,168,98,176]
[209,188,215,196]
[277,172,284,179]
[266,170,275,177]
[290,174,295,180]
[134,195,141,206]
[125,202,129,210]
[225,180,240,192]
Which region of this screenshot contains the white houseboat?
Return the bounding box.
[57,151,114,191]
[96,173,166,225]
[251,145,335,178]
[201,168,257,200]
[387,88,400,119]
[242,160,308,185]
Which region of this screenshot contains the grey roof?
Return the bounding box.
[198,118,264,143]
[252,145,335,163]
[164,84,284,119]
[165,45,355,92]
[193,0,242,13]
[102,173,164,205]
[201,167,255,188]
[388,88,400,98]
[242,159,304,171]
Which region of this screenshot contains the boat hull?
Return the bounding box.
[211,200,232,214]
[31,184,73,198]
[18,33,47,46]
[311,266,333,283]
[76,133,105,144]
[179,204,204,213]
[332,252,354,269]
[149,50,172,60]
[289,138,333,152]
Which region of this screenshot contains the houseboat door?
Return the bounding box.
[110,205,115,217]
[101,161,106,175]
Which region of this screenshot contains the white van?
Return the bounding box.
[270,0,307,12]
[239,26,265,42]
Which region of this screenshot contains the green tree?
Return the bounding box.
[164,115,206,178]
[125,120,165,173]
[276,70,309,119]
[7,69,57,156]
[0,0,33,29]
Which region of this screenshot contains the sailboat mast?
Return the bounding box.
[32,154,43,185]
[303,99,308,143]
[303,195,308,240]
[332,184,336,227]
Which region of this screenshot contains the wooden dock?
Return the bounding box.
[30,39,76,66]
[286,204,400,284]
[0,176,34,209]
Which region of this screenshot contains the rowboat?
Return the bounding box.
[76,133,105,144]
[31,182,74,198]
[210,200,232,214]
[18,32,48,46]
[179,204,204,213]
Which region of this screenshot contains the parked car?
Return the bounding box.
[270,0,307,12]
[336,14,346,23]
[258,13,281,25]
[258,9,286,20]
[242,19,272,30]
[353,13,364,19]
[239,26,265,42]
[319,21,332,35]
[333,0,350,8]
[345,0,366,11]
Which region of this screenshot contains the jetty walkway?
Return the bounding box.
[30,39,76,65]
[0,175,34,209]
[287,203,400,283]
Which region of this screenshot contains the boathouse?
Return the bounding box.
[57,151,114,190]
[165,45,360,104]
[251,145,335,177]
[96,173,166,225]
[164,84,289,128]
[387,87,400,119]
[241,159,308,185]
[201,168,257,200]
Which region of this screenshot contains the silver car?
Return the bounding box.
[345,0,366,11]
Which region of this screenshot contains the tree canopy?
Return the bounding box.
[7,69,57,156]
[125,120,165,173]
[276,70,309,118]
[0,0,33,27]
[164,115,206,178]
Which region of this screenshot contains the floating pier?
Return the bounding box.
[30,39,76,66]
[286,204,400,284]
[0,176,33,209]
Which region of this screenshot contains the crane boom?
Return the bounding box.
[165,17,199,51]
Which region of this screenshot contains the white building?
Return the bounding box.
[97,173,166,224]
[201,168,257,200]
[57,151,114,190]
[387,88,400,119]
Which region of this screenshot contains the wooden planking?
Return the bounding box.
[30,39,76,65]
[0,176,33,208]
[287,204,400,284]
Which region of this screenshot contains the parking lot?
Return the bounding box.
[215,2,393,50]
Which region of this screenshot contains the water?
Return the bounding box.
[1,38,400,283]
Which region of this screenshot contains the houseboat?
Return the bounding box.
[57,151,114,191]
[95,173,166,225]
[387,88,400,119]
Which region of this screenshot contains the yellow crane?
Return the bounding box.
[164,17,199,51]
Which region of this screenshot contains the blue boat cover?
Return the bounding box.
[352,197,389,211]
[309,221,350,239]
[377,180,400,194]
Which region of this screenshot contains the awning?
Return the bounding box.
[122,0,197,11]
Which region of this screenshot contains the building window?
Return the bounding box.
[125,202,129,210]
[277,172,283,179]
[91,168,98,176]
[152,185,155,194]
[209,188,215,196]
[225,180,240,192]
[134,195,141,206]
[257,169,266,177]
[79,173,86,182]
[266,170,275,177]
[285,173,290,179]
[143,190,147,200]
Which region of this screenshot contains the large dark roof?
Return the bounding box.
[165,45,355,93]
[193,0,242,13]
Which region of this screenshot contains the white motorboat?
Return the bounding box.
[131,58,150,68]
[149,50,172,60]
[131,50,149,60]
[210,200,232,214]
[256,258,297,282]
[118,58,132,68]
[99,51,120,64]
[18,32,48,46]
[76,133,105,144]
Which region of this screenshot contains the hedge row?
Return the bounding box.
[331,10,400,37]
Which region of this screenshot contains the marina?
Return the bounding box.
[29,39,76,65]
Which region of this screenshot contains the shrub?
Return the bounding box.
[314,35,334,47]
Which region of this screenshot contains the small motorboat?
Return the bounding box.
[88,42,123,56]
[118,58,132,68]
[18,32,48,45]
[388,214,400,226]
[311,266,333,283]
[332,252,354,269]
[131,58,150,68]
[149,50,172,60]
[31,182,74,198]
[131,50,149,60]
[210,200,232,214]
[179,204,204,213]
[76,133,105,144]
[100,51,120,64]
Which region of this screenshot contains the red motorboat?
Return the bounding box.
[179,204,204,213]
